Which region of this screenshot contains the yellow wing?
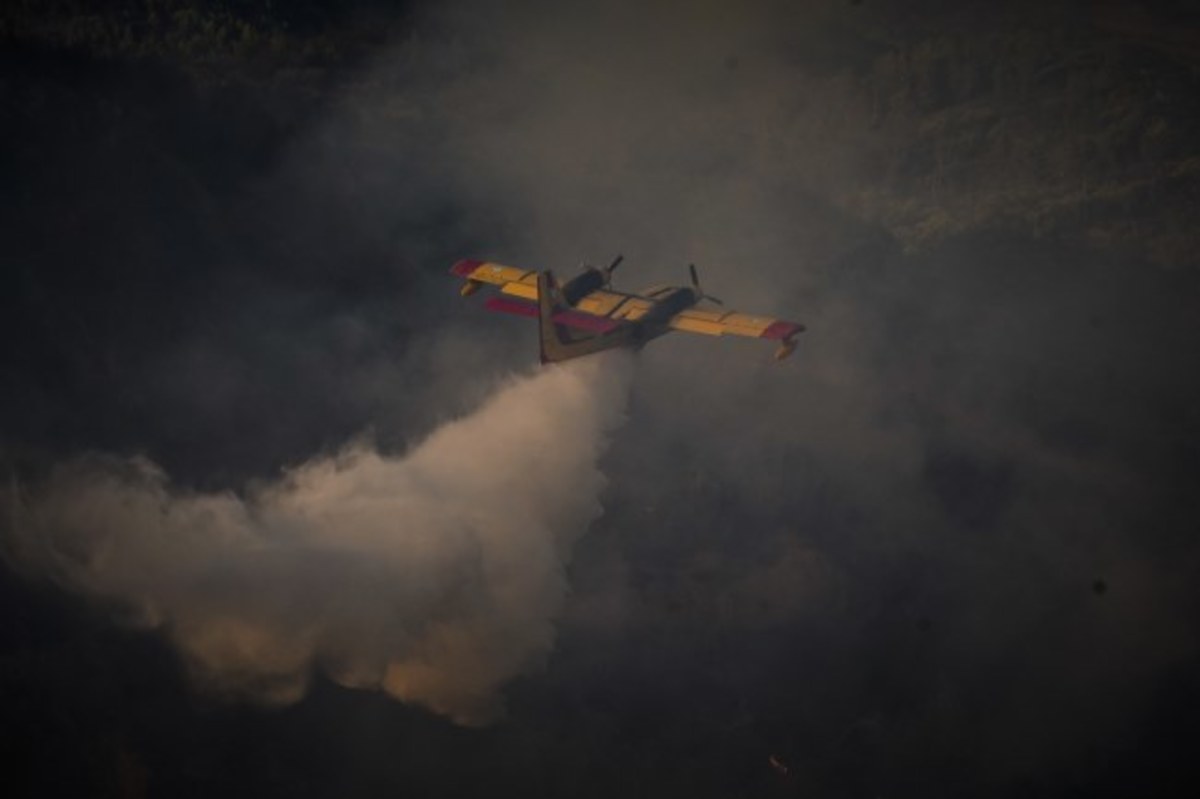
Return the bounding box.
[450,261,657,318]
[450,259,540,299]
[572,290,654,321]
[667,308,796,338]
[668,308,805,359]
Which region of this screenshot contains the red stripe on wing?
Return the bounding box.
[484,296,538,317]
[482,297,623,333]
[450,258,485,278]
[761,321,805,340]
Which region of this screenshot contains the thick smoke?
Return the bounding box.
[4,352,633,724]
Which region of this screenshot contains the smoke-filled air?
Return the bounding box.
[4,352,634,725]
[3,0,1199,795]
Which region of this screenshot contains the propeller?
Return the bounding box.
[603,253,623,286]
[581,254,623,287]
[689,263,723,305]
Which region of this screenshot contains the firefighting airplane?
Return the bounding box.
[449,255,805,364]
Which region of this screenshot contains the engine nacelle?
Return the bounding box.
[460,279,482,297]
[561,268,605,306]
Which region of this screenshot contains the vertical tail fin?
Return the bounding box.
[537,271,567,364]
[537,270,633,364]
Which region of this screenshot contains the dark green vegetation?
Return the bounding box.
[845,12,1200,266]
[5,1,1198,264]
[2,0,396,66]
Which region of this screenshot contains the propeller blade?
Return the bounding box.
[690,263,721,304]
[601,254,623,286]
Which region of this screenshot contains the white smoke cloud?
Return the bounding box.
[4,351,634,725]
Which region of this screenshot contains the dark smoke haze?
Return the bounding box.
[2,0,1198,796]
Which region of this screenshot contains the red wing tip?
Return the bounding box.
[450,258,484,277]
[761,321,805,340]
